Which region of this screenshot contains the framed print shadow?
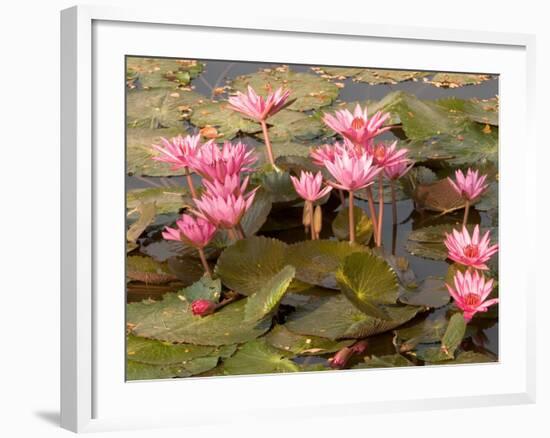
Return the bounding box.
[61,4,536,433]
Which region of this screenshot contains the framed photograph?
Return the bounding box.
[61,4,536,433]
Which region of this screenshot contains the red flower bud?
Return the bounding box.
[191,299,216,317]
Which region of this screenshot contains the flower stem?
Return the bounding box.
[390,179,398,225]
[365,186,379,245]
[376,174,384,247]
[197,248,212,276]
[260,119,276,168]
[463,200,470,227]
[348,191,355,243]
[185,168,198,200]
[236,223,246,239]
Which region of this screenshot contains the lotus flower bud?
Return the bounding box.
[328,347,353,369]
[191,299,216,317]
[313,205,323,236]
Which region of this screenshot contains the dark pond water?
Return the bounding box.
[126,59,499,360]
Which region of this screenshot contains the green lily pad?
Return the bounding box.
[427,73,492,88]
[436,97,498,126]
[476,181,498,212]
[394,314,450,352]
[314,66,364,78]
[127,256,177,284]
[413,313,466,361]
[406,224,454,261]
[190,100,260,141]
[126,335,214,365]
[354,69,429,85]
[411,177,466,213]
[284,294,422,340]
[127,202,156,243]
[127,294,272,345]
[353,354,414,369]
[167,256,210,287]
[383,254,418,288]
[275,155,321,174]
[427,350,496,365]
[332,206,374,244]
[336,252,399,319]
[222,339,300,375]
[285,240,369,289]
[127,187,190,215]
[258,171,301,203]
[240,189,273,236]
[265,325,353,356]
[356,178,408,204]
[178,275,221,303]
[270,142,313,159]
[399,277,451,308]
[266,110,325,143]
[231,69,339,112]
[244,265,296,323]
[215,236,288,296]
[126,57,204,89]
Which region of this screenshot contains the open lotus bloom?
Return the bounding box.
[367,141,410,169]
[323,104,391,146]
[444,225,499,270]
[202,174,250,198]
[162,214,217,249]
[384,159,415,180]
[194,189,258,229]
[228,85,291,121]
[151,134,208,170]
[323,149,382,192]
[188,141,257,182]
[290,171,332,202]
[446,270,498,322]
[309,140,356,167]
[448,168,489,201]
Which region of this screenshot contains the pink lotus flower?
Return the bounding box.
[202,174,250,198]
[310,140,356,166]
[162,214,217,249]
[448,168,488,201]
[191,299,216,317]
[444,225,499,270]
[228,85,291,121]
[323,104,391,146]
[290,171,333,203]
[194,190,258,229]
[384,159,414,180]
[323,149,382,192]
[151,134,207,170]
[446,270,498,322]
[188,141,257,182]
[367,141,409,168]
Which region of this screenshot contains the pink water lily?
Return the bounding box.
[162,214,216,249]
[202,174,250,198]
[446,270,498,322]
[151,134,207,170]
[194,189,258,230]
[384,159,415,180]
[290,171,332,203]
[228,85,291,122]
[324,149,381,192]
[444,225,499,270]
[188,141,256,182]
[323,104,391,146]
[367,141,409,169]
[448,168,488,201]
[310,140,356,167]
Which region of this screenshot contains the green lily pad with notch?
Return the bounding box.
[285,240,370,289]
[178,275,221,303]
[406,224,455,261]
[126,57,204,89]
[399,277,451,308]
[244,265,296,323]
[190,100,260,141]
[215,236,288,296]
[127,293,272,345]
[353,354,414,369]
[127,255,178,284]
[284,294,422,340]
[265,325,353,356]
[427,73,492,88]
[331,206,374,244]
[394,313,450,352]
[222,339,300,375]
[230,69,339,112]
[336,252,399,319]
[413,313,466,362]
[127,187,190,215]
[436,97,498,126]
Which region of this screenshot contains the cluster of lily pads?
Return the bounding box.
[126,58,498,380]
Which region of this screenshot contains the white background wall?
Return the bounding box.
[0,1,546,436]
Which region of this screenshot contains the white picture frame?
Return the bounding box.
[60,4,537,433]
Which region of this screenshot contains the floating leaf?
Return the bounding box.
[215,236,288,296]
[275,155,321,175]
[384,255,417,288]
[265,325,353,356]
[127,294,272,345]
[284,294,421,340]
[406,224,454,261]
[127,187,190,215]
[244,265,296,323]
[222,339,300,375]
[285,240,369,289]
[399,277,451,308]
[427,73,492,88]
[266,110,325,143]
[231,69,339,111]
[126,256,177,284]
[126,335,214,365]
[414,313,466,361]
[258,171,300,203]
[126,57,204,89]
[270,142,312,159]
[412,178,466,213]
[167,256,210,287]
[354,69,429,85]
[436,97,498,126]
[127,202,156,242]
[353,354,414,369]
[356,179,408,204]
[314,66,364,78]
[427,350,496,365]
[240,189,273,236]
[336,252,399,319]
[394,313,449,352]
[178,275,221,302]
[331,207,374,244]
